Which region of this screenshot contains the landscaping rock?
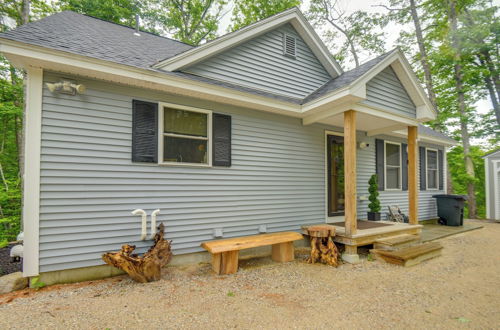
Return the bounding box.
[0,272,28,294]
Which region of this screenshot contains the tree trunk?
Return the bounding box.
[479,52,500,126]
[409,0,438,113]
[102,223,172,283]
[448,0,476,218]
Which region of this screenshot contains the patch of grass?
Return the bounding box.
[367,254,375,262]
[30,277,46,290]
[453,317,470,323]
[227,291,235,297]
[0,240,9,249]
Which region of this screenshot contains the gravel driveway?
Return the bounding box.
[0,220,498,329]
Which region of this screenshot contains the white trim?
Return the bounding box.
[444,147,449,194]
[158,102,213,167]
[384,140,403,191]
[153,8,343,77]
[22,67,43,277]
[425,148,439,190]
[494,161,500,220]
[485,158,491,219]
[324,130,344,222]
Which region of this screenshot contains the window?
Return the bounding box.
[160,104,211,165]
[283,33,296,58]
[385,142,402,190]
[426,149,439,189]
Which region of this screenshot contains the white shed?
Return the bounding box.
[484,149,500,220]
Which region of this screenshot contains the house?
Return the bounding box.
[484,149,500,220]
[0,8,457,282]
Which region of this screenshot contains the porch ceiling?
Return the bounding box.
[319,111,408,133]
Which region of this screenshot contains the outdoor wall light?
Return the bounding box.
[45,80,86,95]
[359,141,370,149]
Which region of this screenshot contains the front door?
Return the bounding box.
[327,135,345,217]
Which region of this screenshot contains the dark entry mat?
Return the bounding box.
[332,220,393,230]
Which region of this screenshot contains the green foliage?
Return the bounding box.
[229,0,300,32]
[227,291,235,297]
[447,146,486,218]
[307,1,388,68]
[57,0,139,26]
[368,174,381,213]
[142,0,227,45]
[30,277,46,290]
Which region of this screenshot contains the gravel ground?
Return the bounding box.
[0,220,498,329]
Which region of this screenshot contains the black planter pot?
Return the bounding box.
[367,212,381,221]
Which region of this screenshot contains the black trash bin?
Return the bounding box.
[432,194,468,226]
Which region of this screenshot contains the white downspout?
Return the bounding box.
[132,209,147,240]
[150,209,160,239]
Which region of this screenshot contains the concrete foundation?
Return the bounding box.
[36,238,310,286]
[341,253,360,264]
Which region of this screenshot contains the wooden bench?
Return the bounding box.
[201,232,304,275]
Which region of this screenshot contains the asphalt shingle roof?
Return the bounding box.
[418,124,457,144]
[0,11,193,69]
[0,11,454,143]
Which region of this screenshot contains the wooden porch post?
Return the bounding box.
[344,110,357,236]
[408,126,418,224]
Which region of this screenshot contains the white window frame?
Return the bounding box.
[426,148,439,190]
[158,102,213,167]
[384,141,402,191]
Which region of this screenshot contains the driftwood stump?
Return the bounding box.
[306,225,339,267]
[102,223,172,283]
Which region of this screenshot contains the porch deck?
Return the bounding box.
[302,220,423,247]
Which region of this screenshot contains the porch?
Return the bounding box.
[308,108,422,263]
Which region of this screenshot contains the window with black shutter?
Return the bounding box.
[132,100,158,163]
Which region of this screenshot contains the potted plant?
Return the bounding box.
[367,174,381,221]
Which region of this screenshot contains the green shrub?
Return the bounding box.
[368,174,381,213]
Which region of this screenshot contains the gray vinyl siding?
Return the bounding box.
[39,72,327,272]
[362,67,416,118]
[356,134,444,220]
[184,24,331,100]
[39,72,445,272]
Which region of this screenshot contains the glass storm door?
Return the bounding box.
[327,135,345,217]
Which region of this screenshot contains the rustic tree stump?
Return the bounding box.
[102,223,172,283]
[306,225,339,267]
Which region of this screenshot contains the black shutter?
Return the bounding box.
[419,146,426,190]
[438,149,444,190]
[132,100,158,163]
[212,113,231,167]
[402,143,408,191]
[375,139,385,191]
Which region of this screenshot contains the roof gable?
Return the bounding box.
[362,66,416,118]
[182,23,331,99]
[154,7,342,77]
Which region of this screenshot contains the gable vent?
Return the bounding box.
[283,33,296,58]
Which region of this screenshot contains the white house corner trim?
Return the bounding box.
[22,67,43,277]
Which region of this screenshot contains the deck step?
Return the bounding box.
[370,242,443,267]
[373,234,420,251]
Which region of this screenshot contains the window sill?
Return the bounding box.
[158,162,212,168]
